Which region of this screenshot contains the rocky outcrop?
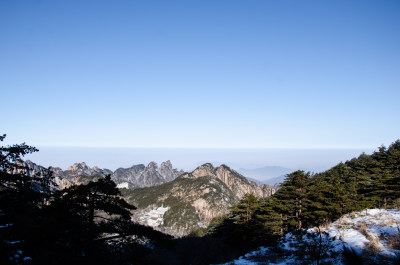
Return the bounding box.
[216,165,275,198]
[188,163,275,199]
[64,162,113,178]
[159,160,179,182]
[111,160,183,189]
[11,160,73,190]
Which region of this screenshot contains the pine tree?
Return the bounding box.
[305,174,335,227]
[368,144,398,208]
[385,141,400,207]
[0,134,55,206]
[230,193,261,224]
[255,197,284,237]
[0,134,56,264]
[274,170,311,232]
[59,175,136,240]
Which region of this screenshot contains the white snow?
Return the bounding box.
[225,209,400,265]
[327,209,400,256]
[139,206,170,227]
[117,182,129,189]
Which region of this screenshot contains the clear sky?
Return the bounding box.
[1,0,399,151]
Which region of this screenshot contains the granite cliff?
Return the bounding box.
[112,160,183,189]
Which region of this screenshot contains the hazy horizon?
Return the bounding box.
[24,146,376,180]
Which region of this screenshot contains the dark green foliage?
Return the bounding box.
[0,134,56,207]
[274,170,311,230]
[209,193,275,249]
[0,134,56,264]
[59,175,136,239]
[230,193,261,224]
[255,196,284,237]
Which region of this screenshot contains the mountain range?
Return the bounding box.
[22,160,183,189]
[21,160,275,236]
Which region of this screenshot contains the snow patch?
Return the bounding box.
[117,182,129,189]
[140,206,170,227]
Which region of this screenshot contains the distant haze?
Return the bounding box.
[25,147,375,180]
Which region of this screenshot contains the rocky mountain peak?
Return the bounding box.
[146,161,158,170]
[192,163,216,178]
[111,161,182,189]
[67,162,89,171]
[160,160,172,169]
[184,163,275,199]
[24,160,35,166]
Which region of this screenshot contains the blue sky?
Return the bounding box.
[1,0,399,152]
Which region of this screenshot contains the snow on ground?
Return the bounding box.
[224,209,400,265]
[139,206,170,227]
[328,209,400,256]
[116,182,129,189]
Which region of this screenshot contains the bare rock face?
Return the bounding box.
[11,160,74,190]
[64,162,112,178]
[54,177,74,190]
[260,184,275,197]
[160,160,180,182]
[137,162,164,187]
[113,164,146,184]
[189,163,275,199]
[191,163,216,178]
[216,165,275,198]
[111,160,183,189]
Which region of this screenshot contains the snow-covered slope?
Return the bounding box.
[328,209,400,256]
[225,209,400,265]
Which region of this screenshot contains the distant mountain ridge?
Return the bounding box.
[22,160,183,189]
[112,160,184,189]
